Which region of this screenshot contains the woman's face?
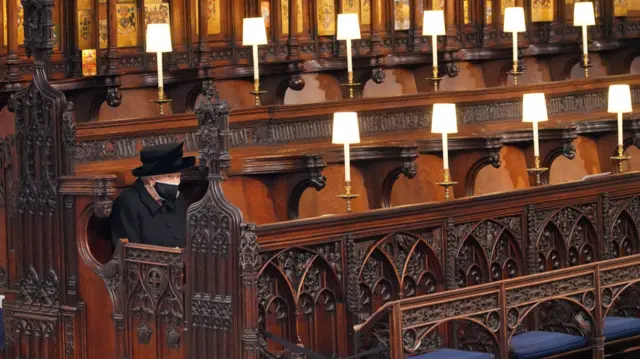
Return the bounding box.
[147,173,181,185]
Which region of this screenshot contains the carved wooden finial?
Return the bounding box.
[194,81,231,179]
[21,0,56,62]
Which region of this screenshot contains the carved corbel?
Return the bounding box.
[440,51,460,78]
[105,76,122,107]
[369,57,386,84]
[287,62,305,91]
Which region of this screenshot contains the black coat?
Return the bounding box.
[110,179,186,248]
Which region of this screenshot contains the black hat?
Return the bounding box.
[132,142,195,177]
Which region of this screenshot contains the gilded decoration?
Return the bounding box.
[361,0,370,24]
[394,0,410,30]
[77,9,92,49]
[463,0,469,23]
[281,0,288,34]
[342,0,360,15]
[260,1,270,29]
[532,0,554,22]
[296,0,303,32]
[99,20,108,48]
[208,0,221,34]
[502,0,514,14]
[82,49,97,76]
[615,0,628,15]
[16,0,24,45]
[316,0,335,36]
[116,3,138,47]
[485,0,492,23]
[144,3,170,26]
[3,0,6,46]
[433,0,444,10]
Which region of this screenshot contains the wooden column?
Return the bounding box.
[6,0,20,82]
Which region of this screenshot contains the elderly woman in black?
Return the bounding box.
[109,142,194,248]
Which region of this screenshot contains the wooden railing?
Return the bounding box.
[254,171,640,358]
[354,253,640,358]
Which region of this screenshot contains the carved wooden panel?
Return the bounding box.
[258,243,347,358]
[124,246,185,358]
[529,205,599,273]
[449,217,524,288]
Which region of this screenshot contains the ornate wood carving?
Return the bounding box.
[1,0,80,356]
[185,83,259,359]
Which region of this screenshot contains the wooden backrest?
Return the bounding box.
[254,171,640,358]
[355,253,640,358]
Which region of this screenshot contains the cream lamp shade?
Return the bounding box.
[608,84,633,113]
[423,10,445,36]
[574,2,595,26]
[146,23,172,53]
[431,104,458,133]
[522,93,549,122]
[242,17,268,46]
[337,13,361,40]
[332,112,361,144]
[504,7,526,32]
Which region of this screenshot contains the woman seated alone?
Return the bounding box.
[109,142,194,248]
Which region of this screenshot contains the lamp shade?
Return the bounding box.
[608,84,633,113]
[574,2,595,26]
[423,10,445,36]
[504,7,526,32]
[242,17,268,46]
[332,112,361,144]
[146,23,172,53]
[337,13,361,40]
[431,104,458,133]
[522,93,548,123]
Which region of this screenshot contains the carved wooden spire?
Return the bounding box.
[186,83,260,359]
[3,0,78,357]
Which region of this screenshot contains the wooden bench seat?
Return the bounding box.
[509,332,589,358]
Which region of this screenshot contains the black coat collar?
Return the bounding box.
[132,179,176,215]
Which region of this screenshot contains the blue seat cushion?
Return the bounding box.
[510,331,587,359]
[410,348,493,359]
[604,316,640,341]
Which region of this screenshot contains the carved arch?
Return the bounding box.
[508,297,596,343]
[456,237,490,287]
[562,55,585,80]
[358,232,443,314]
[465,152,502,196]
[455,219,524,285]
[408,317,500,356]
[77,203,123,312]
[257,263,298,356]
[542,140,576,185]
[381,165,417,207]
[602,280,640,318]
[185,83,205,112]
[532,206,599,272]
[610,210,640,258]
[258,246,347,358]
[287,176,327,220]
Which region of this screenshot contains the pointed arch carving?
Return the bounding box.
[257,245,346,358]
[529,205,600,272]
[607,196,640,258]
[450,217,524,286]
[357,232,443,316]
